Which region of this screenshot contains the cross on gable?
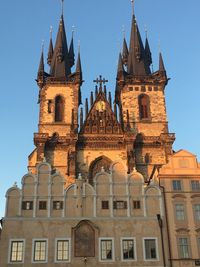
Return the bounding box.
[93,75,108,89]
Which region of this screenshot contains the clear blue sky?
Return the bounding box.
[0,0,200,218]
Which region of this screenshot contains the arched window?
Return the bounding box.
[138,94,150,119]
[55,95,64,122]
[88,156,112,185]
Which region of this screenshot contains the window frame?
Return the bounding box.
[8,239,25,264]
[178,237,190,259]
[133,200,141,209]
[101,201,109,210]
[191,180,200,192]
[32,239,48,263]
[99,238,114,262]
[53,201,63,210]
[120,237,137,262]
[175,203,186,221]
[143,237,159,261]
[193,204,200,222]
[39,201,47,210]
[172,180,182,191]
[113,201,127,210]
[22,201,33,210]
[54,238,71,263]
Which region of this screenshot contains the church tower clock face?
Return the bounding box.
[96,100,106,112]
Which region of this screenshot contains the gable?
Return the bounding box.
[80,90,122,135]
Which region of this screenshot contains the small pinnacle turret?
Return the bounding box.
[122,38,129,66]
[117,53,125,79]
[159,52,166,72]
[145,37,152,67]
[47,33,54,66]
[75,50,82,82]
[69,33,75,68]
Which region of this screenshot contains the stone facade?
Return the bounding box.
[0,162,169,267]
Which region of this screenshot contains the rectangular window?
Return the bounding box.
[175,204,185,220]
[39,201,47,210]
[10,241,24,263]
[100,239,113,261]
[194,204,200,221]
[144,239,157,260]
[33,240,47,262]
[22,201,33,210]
[102,201,109,209]
[53,201,63,210]
[56,240,69,262]
[122,239,135,260]
[133,201,141,209]
[172,180,182,191]
[191,181,200,191]
[113,201,127,209]
[178,238,190,258]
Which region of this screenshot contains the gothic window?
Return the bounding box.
[55,95,64,122]
[89,156,112,185]
[138,94,150,120]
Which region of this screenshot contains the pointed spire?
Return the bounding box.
[145,37,152,67]
[122,38,129,65]
[159,52,166,72]
[69,30,75,68]
[85,98,89,117]
[76,49,82,75]
[104,85,107,98]
[47,26,54,66]
[90,92,94,107]
[37,43,45,81]
[49,14,71,78]
[117,53,125,78]
[127,4,151,76]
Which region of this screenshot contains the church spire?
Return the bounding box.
[117,53,125,79]
[37,43,45,81]
[122,37,129,66]
[127,1,151,76]
[69,30,75,68]
[75,45,82,81]
[145,37,152,68]
[49,14,71,78]
[47,27,54,66]
[159,52,166,72]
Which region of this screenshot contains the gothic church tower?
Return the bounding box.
[28,13,82,185]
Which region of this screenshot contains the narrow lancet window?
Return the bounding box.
[55,95,64,122]
[138,94,150,119]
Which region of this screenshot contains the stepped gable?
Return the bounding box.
[80,84,122,136]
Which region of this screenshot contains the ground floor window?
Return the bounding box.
[33,240,47,262]
[178,237,190,258]
[56,239,70,262]
[122,239,135,260]
[99,238,114,261]
[144,238,158,260]
[10,240,24,263]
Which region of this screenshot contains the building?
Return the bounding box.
[159,149,200,266]
[0,2,199,267]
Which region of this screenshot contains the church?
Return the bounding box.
[0,1,200,267]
